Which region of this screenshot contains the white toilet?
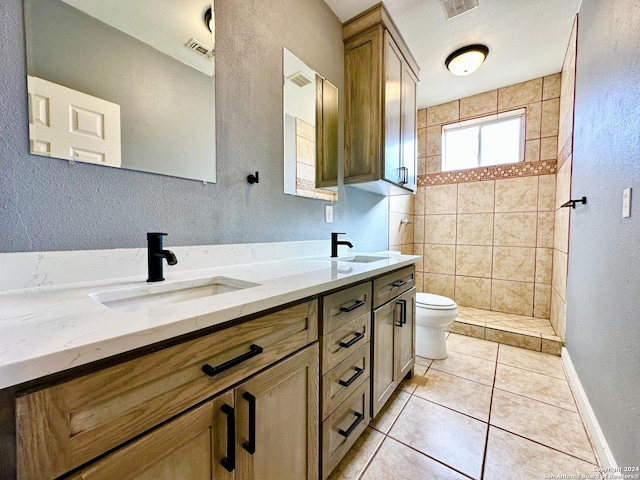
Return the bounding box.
[415,293,458,359]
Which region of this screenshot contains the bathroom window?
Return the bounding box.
[441,109,525,172]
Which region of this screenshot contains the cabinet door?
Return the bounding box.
[235,344,319,480]
[384,32,403,185]
[401,63,418,191]
[395,288,416,381]
[66,392,234,480]
[371,300,397,418]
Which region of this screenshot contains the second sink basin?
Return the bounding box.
[90,276,261,313]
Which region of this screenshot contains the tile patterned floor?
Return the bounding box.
[327,333,599,480]
[448,306,564,355]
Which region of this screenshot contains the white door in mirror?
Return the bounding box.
[27,76,121,167]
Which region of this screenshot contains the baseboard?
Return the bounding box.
[561,347,618,468]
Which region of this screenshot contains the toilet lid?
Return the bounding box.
[416,293,457,308]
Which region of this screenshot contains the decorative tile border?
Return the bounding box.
[417,159,557,187]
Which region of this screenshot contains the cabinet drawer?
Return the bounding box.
[321,343,370,420]
[321,380,370,480]
[372,265,415,308]
[321,312,370,372]
[16,300,318,480]
[321,281,371,335]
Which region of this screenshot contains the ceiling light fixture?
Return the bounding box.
[445,44,489,76]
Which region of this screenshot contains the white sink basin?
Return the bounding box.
[90,276,261,313]
[336,255,390,263]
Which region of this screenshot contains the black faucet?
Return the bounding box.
[331,232,353,258]
[147,232,178,282]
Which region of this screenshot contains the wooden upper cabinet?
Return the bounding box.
[343,2,419,196]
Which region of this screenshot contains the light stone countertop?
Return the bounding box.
[0,252,419,389]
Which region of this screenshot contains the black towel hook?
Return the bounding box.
[560,197,587,209]
[247,172,259,184]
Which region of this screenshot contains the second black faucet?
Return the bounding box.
[331,232,353,258]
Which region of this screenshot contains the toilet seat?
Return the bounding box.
[416,293,456,310]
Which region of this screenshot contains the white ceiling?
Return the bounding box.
[324,0,581,108]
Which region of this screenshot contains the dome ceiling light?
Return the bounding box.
[445,44,489,76]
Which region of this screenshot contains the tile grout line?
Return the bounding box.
[479,342,500,480]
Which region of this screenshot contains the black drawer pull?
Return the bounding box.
[338,411,365,438]
[242,392,256,455]
[391,279,408,288]
[338,367,364,387]
[202,344,263,377]
[220,404,235,472]
[339,331,365,349]
[339,299,366,313]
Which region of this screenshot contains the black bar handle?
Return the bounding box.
[242,392,256,455]
[339,331,365,349]
[338,411,365,438]
[202,344,263,377]
[397,299,407,325]
[220,404,235,472]
[339,299,366,313]
[560,196,587,209]
[391,279,408,288]
[338,367,364,387]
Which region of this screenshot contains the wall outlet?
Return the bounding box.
[325,205,334,223]
[623,188,632,218]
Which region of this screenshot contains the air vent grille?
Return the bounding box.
[440,0,479,19]
[287,71,313,88]
[185,38,214,60]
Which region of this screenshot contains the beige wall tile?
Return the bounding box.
[423,273,455,298]
[491,280,534,316]
[423,244,456,274]
[541,337,562,356]
[535,248,553,284]
[415,272,425,292]
[537,212,555,248]
[538,174,557,211]
[414,243,424,272]
[427,100,459,126]
[418,127,427,158]
[543,73,562,100]
[525,139,541,162]
[457,181,495,213]
[541,98,560,137]
[552,249,568,301]
[550,287,566,340]
[553,206,570,253]
[540,137,558,161]
[494,212,538,247]
[525,103,541,139]
[485,329,541,351]
[424,184,458,214]
[414,215,425,245]
[389,212,413,245]
[415,186,426,215]
[417,156,426,176]
[389,194,414,214]
[425,155,441,174]
[424,214,457,244]
[457,245,493,278]
[457,213,494,245]
[455,276,492,309]
[418,108,427,129]
[495,177,539,212]
[460,90,498,119]
[555,157,573,209]
[447,321,486,339]
[426,125,442,156]
[492,247,536,282]
[534,284,551,319]
[296,118,315,141]
[498,78,543,110]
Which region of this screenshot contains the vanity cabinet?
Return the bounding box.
[343,2,419,196]
[15,301,318,480]
[66,345,319,480]
[371,267,416,417]
[319,282,372,479]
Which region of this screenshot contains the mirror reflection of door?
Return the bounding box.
[283,48,338,202]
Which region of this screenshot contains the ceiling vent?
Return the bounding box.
[440,0,479,19]
[287,71,313,88]
[185,38,214,60]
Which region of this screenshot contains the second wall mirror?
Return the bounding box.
[283,48,338,202]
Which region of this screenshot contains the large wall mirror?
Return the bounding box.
[23,0,216,183]
[283,48,338,202]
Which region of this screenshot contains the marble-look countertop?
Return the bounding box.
[0,252,418,389]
